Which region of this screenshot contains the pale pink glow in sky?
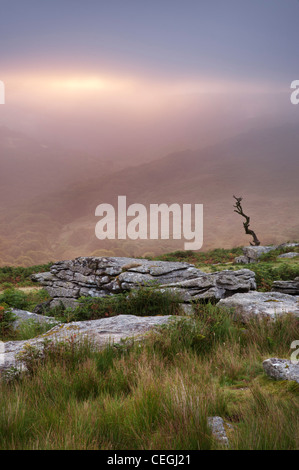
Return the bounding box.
[5,71,284,105]
[0,69,291,160]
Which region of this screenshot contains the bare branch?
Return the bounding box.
[233,195,260,246]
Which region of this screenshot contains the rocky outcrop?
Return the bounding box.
[31,257,256,308]
[272,278,299,295]
[217,291,299,320]
[263,358,299,383]
[0,314,175,372]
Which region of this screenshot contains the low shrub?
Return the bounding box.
[0,289,29,310]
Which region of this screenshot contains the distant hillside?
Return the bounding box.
[0,123,298,265]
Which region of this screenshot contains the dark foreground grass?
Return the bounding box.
[0,304,298,450]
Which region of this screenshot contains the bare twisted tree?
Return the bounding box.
[233,195,260,246]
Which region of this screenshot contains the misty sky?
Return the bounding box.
[1,0,299,158]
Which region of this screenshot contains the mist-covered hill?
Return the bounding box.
[0,122,298,266]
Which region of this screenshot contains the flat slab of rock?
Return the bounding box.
[277,252,299,259]
[31,256,256,308]
[159,269,256,302]
[278,242,299,249]
[10,309,59,330]
[272,277,299,295]
[263,358,299,383]
[0,314,175,372]
[217,291,299,320]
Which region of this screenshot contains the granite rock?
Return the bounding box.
[31,257,256,308]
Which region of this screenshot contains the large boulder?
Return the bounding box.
[0,314,175,372]
[217,291,299,320]
[263,358,299,383]
[31,257,256,308]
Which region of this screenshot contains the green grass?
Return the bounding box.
[0,288,54,341]
[14,319,57,341]
[151,247,243,265]
[0,304,298,450]
[259,245,299,262]
[248,261,299,291]
[0,287,50,311]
